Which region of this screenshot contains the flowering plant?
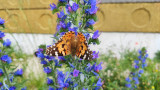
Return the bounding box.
[0,18,26,90]
[36,0,103,89]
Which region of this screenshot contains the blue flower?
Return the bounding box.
[134,60,139,64]
[69,62,75,68]
[0,18,5,25]
[59,21,66,29]
[72,3,79,11]
[57,70,70,88]
[21,87,27,90]
[9,86,16,90]
[88,19,95,25]
[3,39,11,47]
[88,0,97,5]
[92,51,99,59]
[0,69,3,76]
[96,78,102,86]
[83,33,90,40]
[92,30,100,39]
[1,55,12,64]
[82,88,88,90]
[126,77,131,82]
[0,82,2,87]
[134,65,139,69]
[44,67,52,74]
[94,62,102,72]
[73,69,79,77]
[92,71,99,76]
[142,63,147,68]
[86,4,98,15]
[56,24,61,31]
[73,83,78,87]
[93,87,100,90]
[0,31,5,39]
[57,11,65,19]
[59,0,67,2]
[139,70,144,74]
[41,60,48,65]
[14,69,23,76]
[36,52,45,59]
[54,60,62,67]
[48,86,54,90]
[10,75,14,82]
[50,3,57,11]
[125,84,131,88]
[47,78,54,85]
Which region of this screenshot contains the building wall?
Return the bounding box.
[1,0,160,58]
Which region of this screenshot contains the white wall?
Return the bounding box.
[5,32,160,58]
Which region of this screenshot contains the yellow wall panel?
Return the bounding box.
[0,0,58,9]
[95,3,160,32]
[0,1,160,33]
[0,9,57,33]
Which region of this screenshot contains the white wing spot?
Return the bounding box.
[53,48,55,50]
[83,54,86,59]
[55,51,58,57]
[50,53,52,56]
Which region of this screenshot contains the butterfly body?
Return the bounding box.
[46,31,93,60]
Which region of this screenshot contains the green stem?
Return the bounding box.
[1,61,11,86]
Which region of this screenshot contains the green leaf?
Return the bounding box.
[52,9,59,14]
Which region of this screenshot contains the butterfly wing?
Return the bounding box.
[46,31,75,57]
[76,32,93,60]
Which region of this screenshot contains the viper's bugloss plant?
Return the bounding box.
[0,18,26,90]
[125,47,148,89]
[36,0,103,89]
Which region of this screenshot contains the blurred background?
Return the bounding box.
[0,0,160,89]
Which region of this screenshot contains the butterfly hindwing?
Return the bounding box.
[76,32,93,60]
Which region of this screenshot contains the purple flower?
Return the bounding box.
[47,78,54,85]
[125,84,131,88]
[73,83,78,87]
[9,86,16,90]
[73,69,79,77]
[14,69,23,76]
[0,31,5,39]
[57,70,70,88]
[126,77,131,82]
[58,56,66,61]
[3,39,11,47]
[72,3,79,11]
[50,3,57,11]
[59,21,66,29]
[1,55,12,64]
[44,67,52,74]
[96,78,102,86]
[92,30,100,39]
[92,51,99,59]
[48,86,54,90]
[0,69,3,76]
[92,71,99,76]
[0,18,5,25]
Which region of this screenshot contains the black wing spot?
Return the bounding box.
[62,44,65,48]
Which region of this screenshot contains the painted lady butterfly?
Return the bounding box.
[46,31,93,60]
